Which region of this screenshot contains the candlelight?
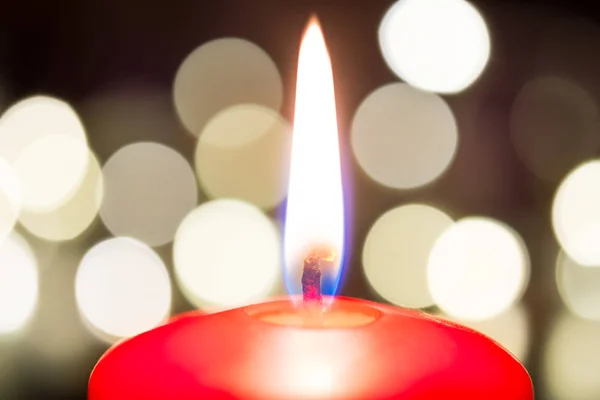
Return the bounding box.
[284,18,345,300]
[88,16,533,400]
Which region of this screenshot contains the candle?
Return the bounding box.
[89,296,532,399]
[88,17,533,400]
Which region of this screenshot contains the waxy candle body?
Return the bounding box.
[89,297,533,400]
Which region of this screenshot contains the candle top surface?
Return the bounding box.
[245,296,380,328]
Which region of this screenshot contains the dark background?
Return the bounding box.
[0,0,598,398]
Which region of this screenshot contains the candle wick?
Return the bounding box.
[302,251,323,305]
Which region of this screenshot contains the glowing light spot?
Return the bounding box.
[0,96,87,163]
[379,0,490,93]
[15,135,88,212]
[173,199,280,310]
[553,160,600,266]
[0,158,20,242]
[173,38,283,136]
[440,304,530,362]
[196,104,291,210]
[75,237,171,341]
[557,251,600,320]
[510,77,599,182]
[19,151,103,241]
[544,313,600,400]
[0,232,38,335]
[0,96,88,212]
[427,217,529,321]
[284,20,345,299]
[363,204,453,308]
[100,142,198,247]
[351,83,457,189]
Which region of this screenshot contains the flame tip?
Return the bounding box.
[303,15,323,35]
[308,14,321,25]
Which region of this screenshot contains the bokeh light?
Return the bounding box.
[427,217,529,320]
[351,83,458,189]
[0,96,89,212]
[195,104,291,209]
[0,158,21,243]
[173,38,283,136]
[544,313,600,400]
[100,142,197,247]
[75,237,171,341]
[14,135,88,213]
[557,251,600,320]
[552,160,600,266]
[363,204,453,308]
[378,0,490,93]
[510,76,600,182]
[0,96,87,164]
[0,232,39,335]
[438,304,530,362]
[173,199,280,311]
[19,151,103,241]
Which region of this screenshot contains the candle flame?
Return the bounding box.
[283,17,345,302]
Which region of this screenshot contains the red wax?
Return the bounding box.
[89,297,533,400]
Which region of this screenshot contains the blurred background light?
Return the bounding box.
[173,199,280,311]
[195,104,291,209]
[0,232,38,335]
[363,204,453,308]
[100,142,197,247]
[544,313,600,400]
[378,0,490,93]
[0,96,89,212]
[437,304,530,362]
[14,135,88,213]
[556,251,600,320]
[0,158,21,243]
[510,76,600,182]
[0,96,87,164]
[351,83,457,189]
[75,237,171,342]
[173,38,283,136]
[19,151,103,241]
[427,217,529,321]
[553,160,600,266]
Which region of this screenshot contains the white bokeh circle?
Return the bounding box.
[427,217,529,320]
[379,0,491,93]
[173,199,280,310]
[75,237,171,340]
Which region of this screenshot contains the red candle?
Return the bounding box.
[88,17,533,400]
[89,296,532,399]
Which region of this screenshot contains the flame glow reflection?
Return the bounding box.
[283,19,345,300]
